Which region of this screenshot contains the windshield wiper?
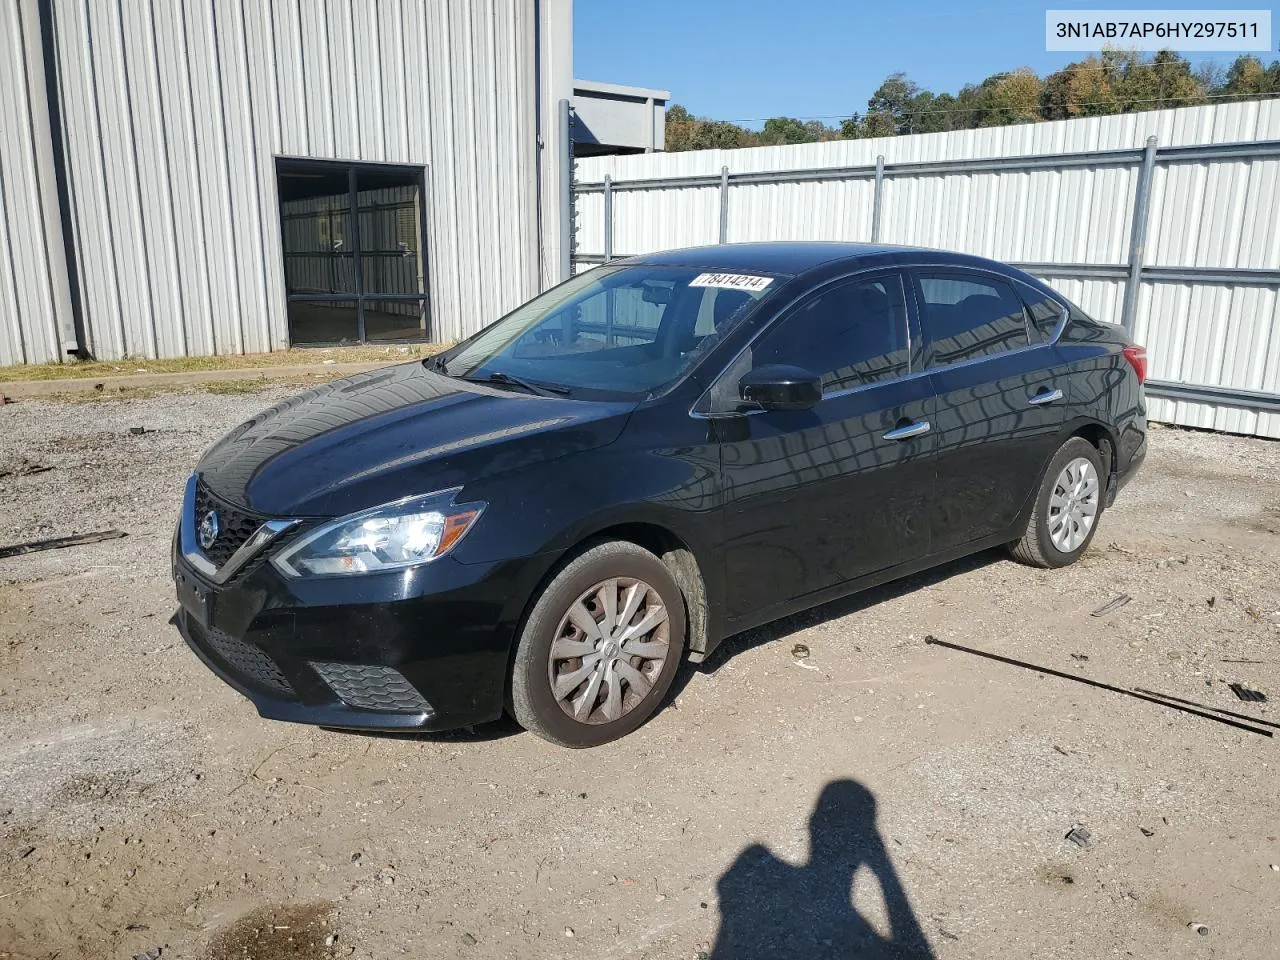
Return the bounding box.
[461,371,571,398]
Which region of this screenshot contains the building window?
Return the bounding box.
[276,159,429,345]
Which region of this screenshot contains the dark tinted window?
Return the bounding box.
[918,273,1028,366]
[752,275,910,391]
[1016,281,1066,341]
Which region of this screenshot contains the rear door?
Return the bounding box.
[716,271,937,623]
[912,268,1069,552]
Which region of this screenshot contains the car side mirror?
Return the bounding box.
[738,364,823,412]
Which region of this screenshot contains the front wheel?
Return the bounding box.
[510,540,686,747]
[1008,437,1105,569]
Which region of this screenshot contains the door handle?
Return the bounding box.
[883,419,931,441]
[1028,387,1063,405]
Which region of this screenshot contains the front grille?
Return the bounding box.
[310,662,430,713]
[196,621,295,697]
[194,481,265,568]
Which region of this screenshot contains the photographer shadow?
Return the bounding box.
[712,779,935,959]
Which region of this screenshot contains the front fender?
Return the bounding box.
[452,408,727,648]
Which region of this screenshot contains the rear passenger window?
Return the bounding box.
[917,273,1029,366]
[752,274,910,391]
[1016,282,1066,341]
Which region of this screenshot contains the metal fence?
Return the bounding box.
[571,103,1280,439]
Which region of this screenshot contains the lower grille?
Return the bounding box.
[310,662,430,713]
[196,622,295,697]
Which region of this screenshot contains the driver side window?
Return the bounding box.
[751,273,911,392]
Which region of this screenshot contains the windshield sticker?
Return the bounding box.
[688,272,774,292]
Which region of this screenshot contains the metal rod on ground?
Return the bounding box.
[924,636,1273,738]
[0,530,127,560]
[871,155,885,242]
[1133,688,1280,729]
[718,166,729,244]
[602,175,613,263]
[1120,135,1158,333]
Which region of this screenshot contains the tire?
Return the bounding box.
[510,540,686,748]
[1008,437,1106,569]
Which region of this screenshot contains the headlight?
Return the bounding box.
[272,488,484,578]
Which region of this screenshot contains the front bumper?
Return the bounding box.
[172,522,554,732]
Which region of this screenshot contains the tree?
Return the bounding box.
[689,120,757,150]
[864,73,918,136]
[1116,49,1204,111]
[904,90,958,134]
[1067,53,1122,116]
[1220,54,1280,95]
[982,69,1045,125]
[1195,59,1226,94]
[664,104,697,152]
[1040,64,1075,120]
[759,116,816,146]
[664,104,757,151]
[803,119,840,142]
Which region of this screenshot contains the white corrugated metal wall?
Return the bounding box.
[0,0,556,365]
[575,101,1280,438]
[0,0,77,364]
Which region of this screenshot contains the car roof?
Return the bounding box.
[622,241,1014,279]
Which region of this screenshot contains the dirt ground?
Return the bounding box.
[2,385,1278,960]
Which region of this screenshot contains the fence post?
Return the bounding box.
[871,155,885,242]
[1121,136,1158,332]
[718,166,729,243]
[602,175,613,263]
[558,97,572,282]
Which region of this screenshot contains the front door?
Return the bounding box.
[715,271,937,625]
[911,269,1069,552]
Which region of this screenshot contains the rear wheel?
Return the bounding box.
[510,540,686,747]
[1009,437,1105,569]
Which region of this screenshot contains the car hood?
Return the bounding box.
[196,362,636,517]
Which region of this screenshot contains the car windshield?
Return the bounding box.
[436,264,780,398]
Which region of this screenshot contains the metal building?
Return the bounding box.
[0,0,575,364]
[572,79,668,156]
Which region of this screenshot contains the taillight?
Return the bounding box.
[1122,345,1147,385]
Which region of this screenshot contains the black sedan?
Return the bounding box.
[173,243,1147,747]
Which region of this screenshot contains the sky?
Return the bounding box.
[573,0,1245,128]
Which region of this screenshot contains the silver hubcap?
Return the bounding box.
[548,577,669,725]
[1048,457,1099,553]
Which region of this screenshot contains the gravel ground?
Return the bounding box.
[1,387,1279,960]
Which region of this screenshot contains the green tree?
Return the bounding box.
[864,73,918,135]
[803,119,840,142]
[981,68,1045,125]
[950,83,989,128]
[1040,64,1075,120]
[689,119,757,150]
[1069,52,1123,116]
[759,116,816,146]
[664,104,757,151]
[664,104,697,152]
[1115,49,1204,111]
[904,91,958,134]
[1220,54,1280,94]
